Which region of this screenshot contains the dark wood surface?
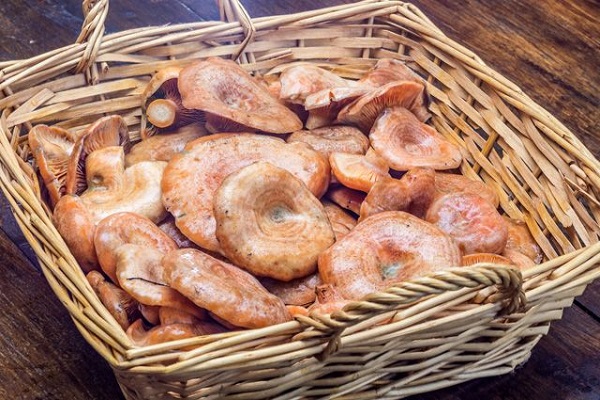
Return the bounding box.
[0,1,598,399]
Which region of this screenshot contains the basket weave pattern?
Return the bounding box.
[0,1,599,398]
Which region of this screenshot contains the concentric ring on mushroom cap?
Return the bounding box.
[214,162,335,282]
[318,211,462,300]
[177,57,302,134]
[370,107,463,171]
[66,115,131,195]
[162,133,330,253]
[163,248,291,329]
[94,212,177,285]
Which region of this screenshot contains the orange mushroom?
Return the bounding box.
[503,216,543,263]
[461,253,515,267]
[359,167,436,220]
[502,249,537,270]
[157,215,198,249]
[261,273,321,306]
[139,304,161,326]
[304,86,370,130]
[435,172,500,208]
[278,64,351,105]
[329,148,390,192]
[319,211,461,300]
[126,319,225,348]
[65,115,131,195]
[322,200,357,241]
[158,306,208,326]
[325,185,366,215]
[425,193,508,255]
[307,284,349,315]
[94,212,177,284]
[178,57,302,134]
[87,270,140,330]
[336,81,426,133]
[370,107,463,171]
[214,162,335,281]
[286,125,369,159]
[125,123,206,167]
[162,133,329,253]
[28,124,78,207]
[163,248,292,329]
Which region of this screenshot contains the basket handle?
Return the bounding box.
[74,0,255,73]
[301,264,525,361]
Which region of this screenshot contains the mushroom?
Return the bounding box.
[94,212,177,285]
[126,319,225,348]
[461,253,515,267]
[319,211,462,300]
[425,192,509,255]
[359,167,436,221]
[369,107,463,171]
[286,125,369,159]
[435,172,500,208]
[260,273,322,306]
[503,216,543,263]
[322,200,357,241]
[502,249,538,270]
[304,86,371,130]
[177,57,302,134]
[329,148,390,193]
[214,161,335,281]
[114,244,204,316]
[28,124,78,207]
[163,248,292,329]
[138,304,161,326]
[325,184,366,215]
[125,123,206,167]
[336,81,426,133]
[86,270,140,330]
[307,284,349,315]
[157,214,198,249]
[278,64,352,104]
[161,133,329,253]
[158,306,208,326]
[65,115,131,195]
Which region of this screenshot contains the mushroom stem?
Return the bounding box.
[147,98,178,129]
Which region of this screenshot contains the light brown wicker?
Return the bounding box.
[0,1,599,399]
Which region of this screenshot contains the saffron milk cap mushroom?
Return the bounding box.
[86,270,140,330]
[286,125,369,159]
[214,161,335,281]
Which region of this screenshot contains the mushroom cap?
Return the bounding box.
[322,200,357,241]
[318,211,461,300]
[435,172,499,208]
[142,66,182,101]
[214,162,335,281]
[329,150,390,193]
[158,215,198,249]
[28,124,78,207]
[158,306,207,326]
[162,133,330,253]
[94,212,177,285]
[325,185,365,215]
[53,194,98,272]
[125,123,206,167]
[278,64,351,104]
[370,107,463,171]
[115,244,201,315]
[286,125,369,159]
[336,81,425,133]
[503,216,543,263]
[86,270,140,330]
[66,115,131,195]
[425,192,508,255]
[79,146,167,224]
[359,167,436,221]
[177,57,302,134]
[162,248,292,329]
[501,249,538,270]
[307,284,349,315]
[126,319,225,348]
[260,273,321,306]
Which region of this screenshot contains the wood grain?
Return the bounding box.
[0,1,598,399]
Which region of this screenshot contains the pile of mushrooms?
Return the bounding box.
[27,57,543,347]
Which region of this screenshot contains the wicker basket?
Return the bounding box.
[1,0,599,398]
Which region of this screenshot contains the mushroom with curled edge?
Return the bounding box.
[336,81,426,134]
[260,273,321,306]
[359,167,436,221]
[161,133,329,254]
[115,244,206,318]
[94,212,177,285]
[319,211,462,300]
[65,115,131,195]
[435,172,500,208]
[125,123,206,167]
[425,192,509,255]
[369,107,463,171]
[142,67,204,138]
[28,124,78,207]
[53,147,167,272]
[322,200,357,241]
[177,57,302,134]
[86,270,140,330]
[163,248,292,329]
[329,148,390,193]
[214,162,335,282]
[126,319,226,348]
[286,125,369,160]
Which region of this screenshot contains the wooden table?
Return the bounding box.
[0,1,598,399]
